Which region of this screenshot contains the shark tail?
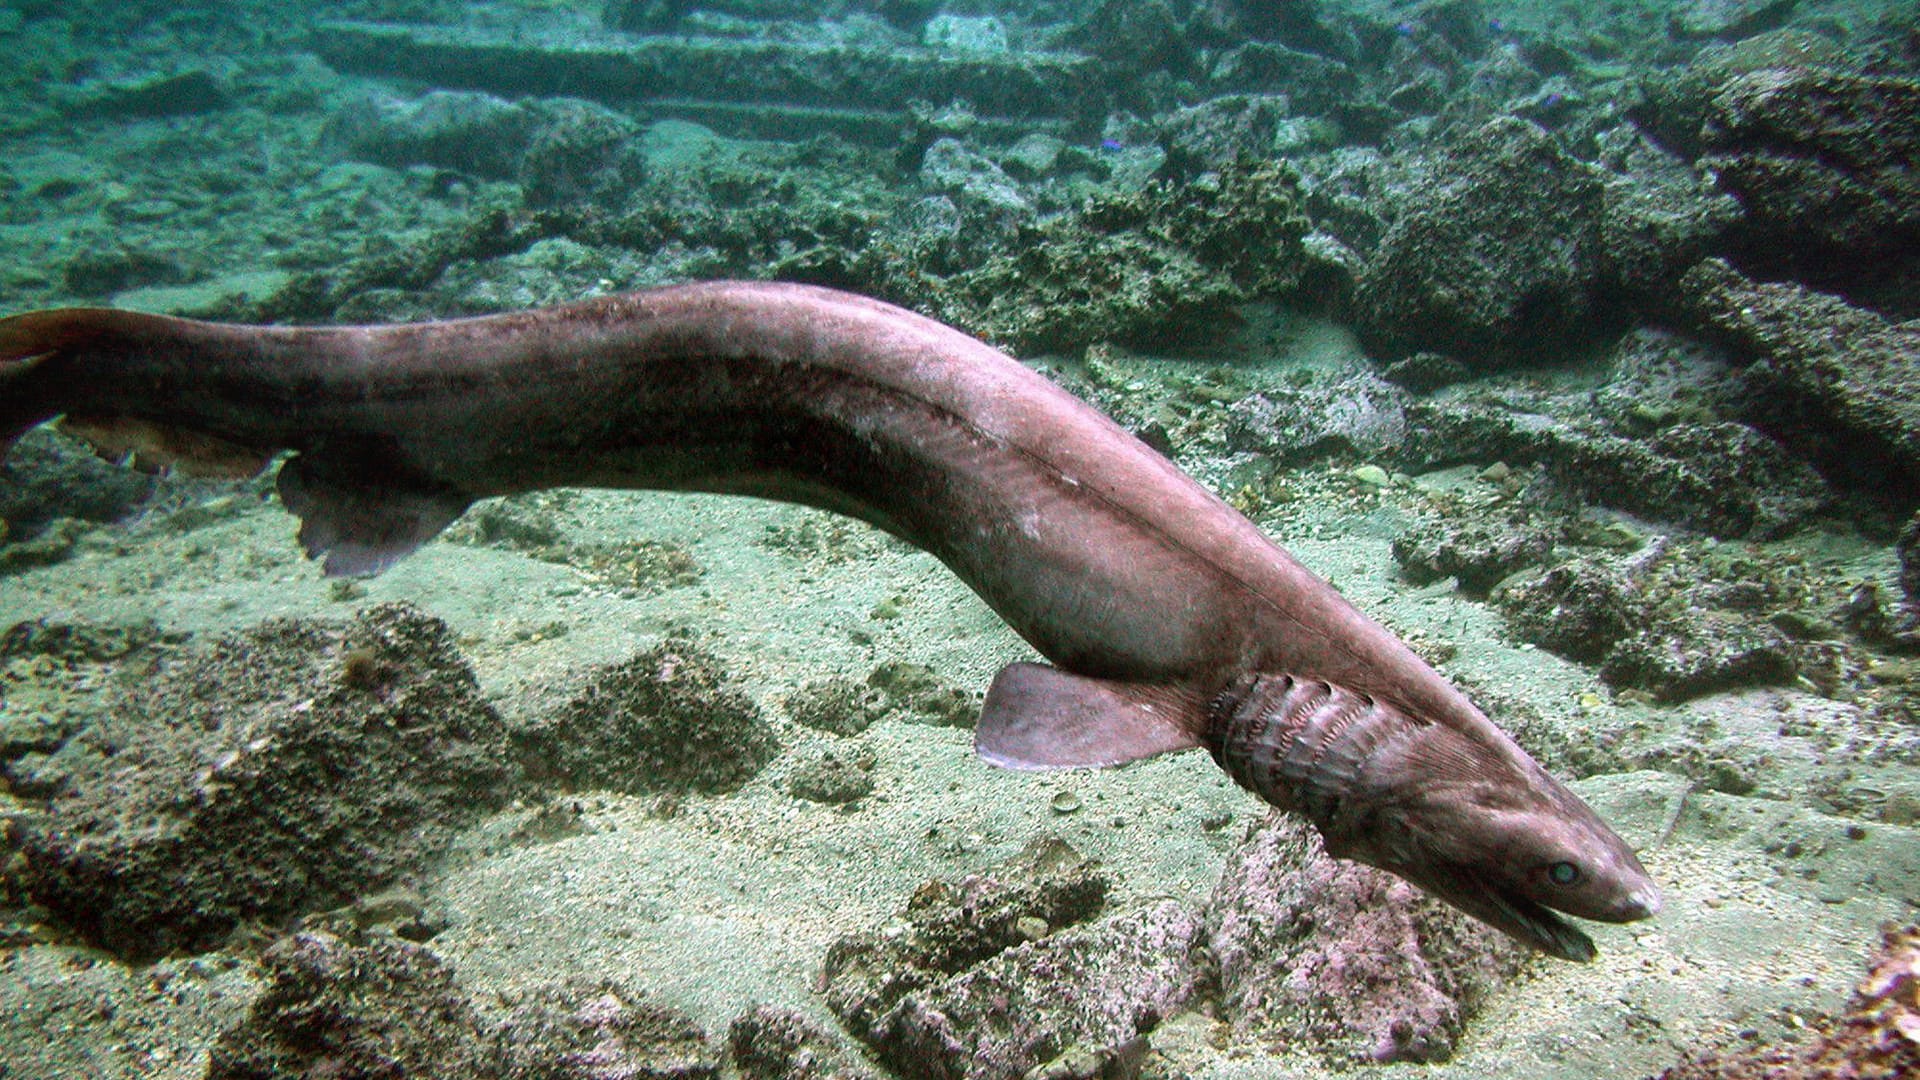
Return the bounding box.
[0,307,271,478]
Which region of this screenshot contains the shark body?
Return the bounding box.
[0,280,1659,958]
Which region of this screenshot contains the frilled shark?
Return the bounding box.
[0,281,1659,959]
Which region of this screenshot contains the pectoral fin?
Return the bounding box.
[975,662,1207,770]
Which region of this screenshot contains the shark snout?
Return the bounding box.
[1613,880,1663,921]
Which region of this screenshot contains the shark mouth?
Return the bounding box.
[1477,884,1597,963]
[1408,862,1600,962]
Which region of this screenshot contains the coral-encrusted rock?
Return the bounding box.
[1205,814,1528,1064]
[11,604,515,962]
[1354,117,1605,365]
[1677,258,1920,498]
[822,837,1202,1080]
[207,932,497,1079]
[730,1005,875,1080]
[516,640,778,796]
[495,978,720,1079]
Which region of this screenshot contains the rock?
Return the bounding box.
[0,428,158,539]
[60,245,191,298]
[11,604,515,962]
[1587,328,1741,431]
[494,978,720,1079]
[66,69,229,119]
[1633,29,1853,159]
[1160,94,1294,173]
[1225,363,1411,465]
[1492,556,1638,663]
[1355,117,1606,365]
[789,750,875,805]
[922,15,1007,56]
[1600,608,1796,702]
[872,901,1201,1080]
[327,89,540,179]
[1379,350,1470,393]
[918,137,1030,215]
[1405,398,1828,539]
[1699,68,1920,294]
[998,132,1064,179]
[515,640,778,796]
[867,661,977,728]
[729,1005,875,1080]
[206,933,497,1080]
[1669,0,1799,41]
[824,837,1174,1079]
[519,99,649,208]
[785,677,889,736]
[1205,814,1528,1064]
[1595,128,1743,304]
[1207,40,1362,113]
[1393,517,1557,595]
[1064,0,1194,79]
[1676,258,1920,498]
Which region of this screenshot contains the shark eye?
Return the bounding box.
[1546,861,1582,886]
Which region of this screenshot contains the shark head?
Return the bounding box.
[1315,715,1661,962]
[1209,673,1660,961]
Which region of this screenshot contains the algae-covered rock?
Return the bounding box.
[9,603,515,961]
[874,158,1310,353]
[1491,556,1639,663]
[1405,399,1827,539]
[1204,813,1528,1064]
[789,749,875,805]
[822,837,1200,1080]
[0,427,158,541]
[207,932,497,1080]
[1699,68,1920,290]
[1677,258,1920,499]
[786,676,890,736]
[516,640,778,795]
[1355,116,1605,365]
[1392,517,1558,595]
[1600,609,1796,703]
[1224,363,1411,466]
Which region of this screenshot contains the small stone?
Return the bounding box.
[1050,791,1083,814]
[1349,464,1392,488]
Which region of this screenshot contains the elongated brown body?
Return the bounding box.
[0,281,1658,958]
